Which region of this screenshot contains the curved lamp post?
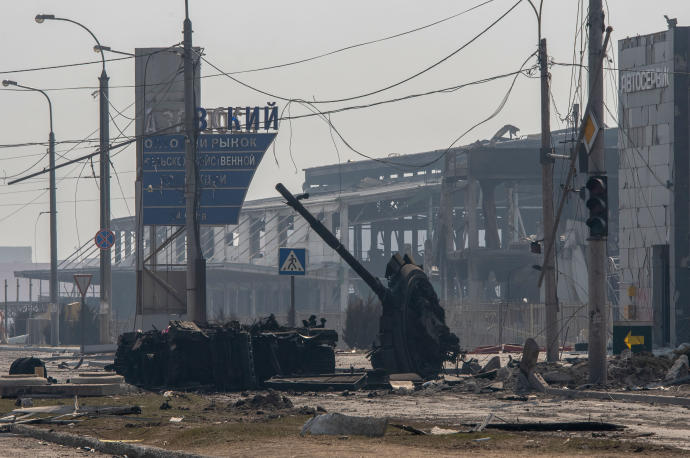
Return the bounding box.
[36,14,112,343]
[2,79,59,345]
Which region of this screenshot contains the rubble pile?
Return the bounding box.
[608,353,673,387]
[530,349,685,389]
[114,315,337,391]
[234,391,294,410]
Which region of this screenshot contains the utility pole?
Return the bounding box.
[33,14,112,342]
[49,124,58,346]
[587,0,607,384]
[539,38,559,362]
[183,0,206,323]
[4,280,7,341]
[1,79,59,345]
[99,60,111,343]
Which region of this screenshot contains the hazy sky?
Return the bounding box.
[1,0,688,262]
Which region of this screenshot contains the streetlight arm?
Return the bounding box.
[525,0,544,40]
[39,16,106,73]
[8,83,53,133]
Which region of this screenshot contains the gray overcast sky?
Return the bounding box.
[1,0,688,262]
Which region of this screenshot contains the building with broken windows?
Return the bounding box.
[16,123,619,349]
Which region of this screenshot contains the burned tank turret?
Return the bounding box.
[276,183,459,379]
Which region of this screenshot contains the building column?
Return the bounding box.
[411,215,419,259]
[339,201,349,331]
[466,179,481,303]
[125,231,133,261]
[114,231,122,263]
[480,179,501,249]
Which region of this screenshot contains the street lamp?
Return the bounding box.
[36,13,112,343]
[2,79,59,345]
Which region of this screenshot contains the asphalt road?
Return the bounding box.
[0,432,111,457]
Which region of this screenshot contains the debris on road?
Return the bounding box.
[516,338,549,392]
[9,357,47,378]
[665,354,689,382]
[263,373,367,391]
[300,412,388,437]
[234,391,293,410]
[477,421,624,432]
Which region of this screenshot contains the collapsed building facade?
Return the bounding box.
[15,124,619,349]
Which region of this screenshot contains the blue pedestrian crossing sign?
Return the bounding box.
[279,248,306,276]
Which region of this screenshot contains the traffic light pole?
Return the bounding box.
[587,0,607,385]
[539,37,559,362]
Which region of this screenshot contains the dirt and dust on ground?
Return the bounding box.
[0,345,689,456]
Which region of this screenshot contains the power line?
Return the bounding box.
[221,0,498,76]
[280,68,529,121]
[199,0,524,105]
[0,195,133,208]
[0,2,494,81]
[0,44,180,76]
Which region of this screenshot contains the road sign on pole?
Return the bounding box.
[94,229,115,250]
[73,274,92,354]
[279,248,306,276]
[279,248,306,327]
[142,132,277,225]
[73,274,92,297]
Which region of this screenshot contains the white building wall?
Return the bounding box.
[618,31,674,321]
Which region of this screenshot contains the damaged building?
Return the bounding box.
[15,123,620,350]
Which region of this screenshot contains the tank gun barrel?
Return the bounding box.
[275,183,387,300]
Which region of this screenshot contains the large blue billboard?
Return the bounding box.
[142,133,276,225]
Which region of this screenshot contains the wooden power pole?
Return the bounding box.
[587,0,607,384]
[539,37,559,362]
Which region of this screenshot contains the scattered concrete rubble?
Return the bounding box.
[0,397,141,426]
[234,391,294,410]
[665,354,689,382]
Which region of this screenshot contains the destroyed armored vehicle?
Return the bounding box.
[114,316,337,390]
[276,183,460,379]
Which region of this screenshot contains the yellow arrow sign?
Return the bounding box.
[624,330,644,349]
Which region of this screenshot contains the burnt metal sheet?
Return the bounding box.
[263,373,367,391]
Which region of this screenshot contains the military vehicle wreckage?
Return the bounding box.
[276,183,460,379]
[113,184,459,390]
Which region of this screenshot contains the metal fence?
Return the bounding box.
[445,302,591,350]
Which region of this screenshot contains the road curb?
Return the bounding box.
[546,388,690,407]
[9,424,208,458]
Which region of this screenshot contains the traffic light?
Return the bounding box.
[585,175,608,238]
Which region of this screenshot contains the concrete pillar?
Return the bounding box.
[480,180,500,249]
[466,180,479,250]
[383,222,391,258]
[114,231,122,263]
[370,223,378,258]
[412,215,419,259]
[125,231,132,261]
[250,282,257,318]
[354,224,362,260]
[465,179,481,303]
[264,211,279,265]
[339,201,349,329]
